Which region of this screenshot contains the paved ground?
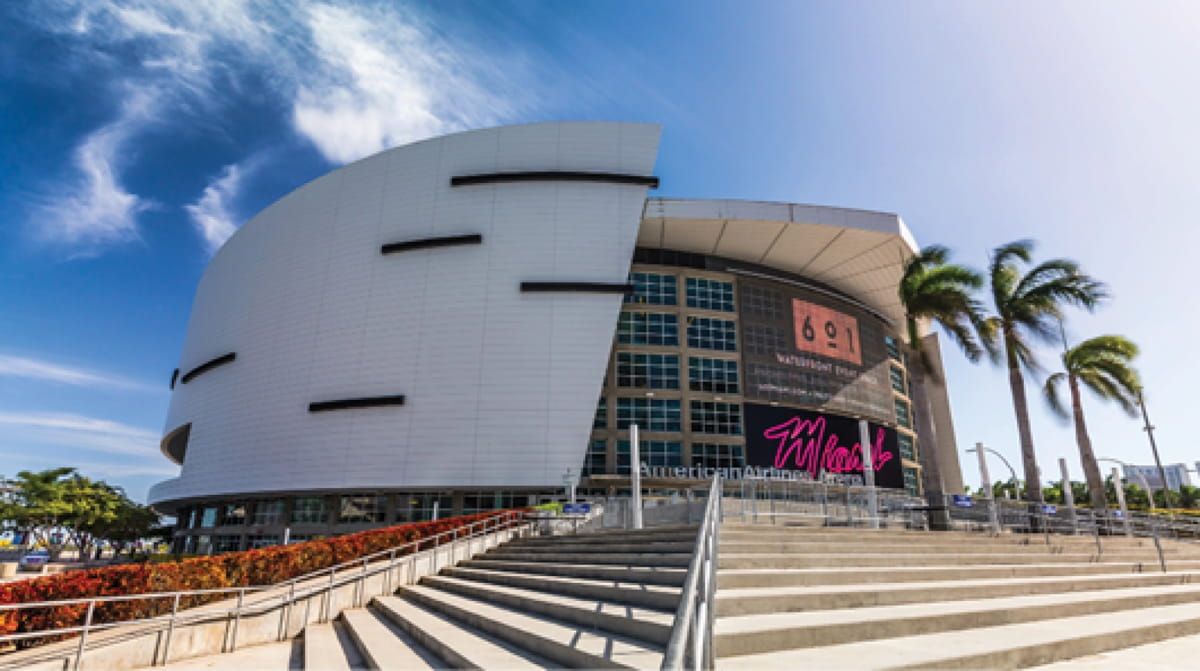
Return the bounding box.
[1032,634,1200,669]
[139,640,300,671]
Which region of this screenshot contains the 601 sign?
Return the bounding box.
[791,298,862,365]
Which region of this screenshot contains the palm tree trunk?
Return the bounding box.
[1069,374,1107,511]
[907,349,951,530]
[1005,345,1043,505]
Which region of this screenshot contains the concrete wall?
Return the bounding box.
[150,122,661,507]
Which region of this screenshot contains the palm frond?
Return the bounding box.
[1043,371,1069,420]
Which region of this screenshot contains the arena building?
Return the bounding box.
[148,122,963,552]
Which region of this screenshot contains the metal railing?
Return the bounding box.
[661,475,721,671]
[724,478,930,530]
[0,510,532,670]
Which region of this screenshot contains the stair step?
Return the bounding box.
[718,552,1190,569]
[421,574,674,645]
[341,608,438,670]
[443,566,681,610]
[715,601,1200,669]
[484,551,692,567]
[715,582,1200,657]
[1029,632,1200,669]
[373,595,551,670]
[718,561,1173,588]
[498,541,696,554]
[462,559,687,586]
[398,584,664,669]
[717,571,1200,615]
[303,621,360,671]
[716,540,1199,555]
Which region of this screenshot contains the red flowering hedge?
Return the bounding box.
[0,510,516,649]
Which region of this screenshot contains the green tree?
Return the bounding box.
[898,245,989,529]
[982,240,1106,508]
[0,468,124,560]
[91,496,163,557]
[1044,335,1141,512]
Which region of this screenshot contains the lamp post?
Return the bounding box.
[1137,389,1174,513]
[965,445,1020,497]
[1098,457,1154,513]
[968,443,1001,534]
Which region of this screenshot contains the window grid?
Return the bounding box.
[625,272,677,306]
[252,500,284,526]
[593,397,607,430]
[898,433,916,461]
[339,495,387,524]
[903,467,920,496]
[885,335,903,362]
[615,398,682,432]
[890,366,907,394]
[743,324,788,356]
[616,352,680,389]
[690,400,743,435]
[686,277,735,312]
[688,356,740,394]
[462,492,516,515]
[617,312,680,346]
[617,440,682,472]
[895,398,912,429]
[687,316,737,351]
[582,439,608,476]
[742,285,785,320]
[292,497,326,524]
[395,492,452,522]
[691,443,746,469]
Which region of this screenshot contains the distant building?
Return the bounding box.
[1123,464,1192,492]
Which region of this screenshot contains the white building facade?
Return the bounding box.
[149,122,960,552]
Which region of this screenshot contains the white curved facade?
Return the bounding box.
[149,122,662,508]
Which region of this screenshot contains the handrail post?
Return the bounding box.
[162,592,181,665]
[73,599,95,671]
[322,567,335,622]
[230,588,245,652]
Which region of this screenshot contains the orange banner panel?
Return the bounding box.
[791,298,862,365]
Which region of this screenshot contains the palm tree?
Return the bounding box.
[899,245,989,527]
[983,240,1106,507]
[1044,335,1140,511]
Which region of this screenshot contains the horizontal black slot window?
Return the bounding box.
[180,353,236,385]
[521,282,634,294]
[381,233,482,255]
[309,394,406,413]
[451,171,659,188]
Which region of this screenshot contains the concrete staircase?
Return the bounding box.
[715,523,1200,669]
[300,525,696,669]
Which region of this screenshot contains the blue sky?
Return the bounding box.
[2,1,1198,501]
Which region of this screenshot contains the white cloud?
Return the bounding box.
[25,0,528,255]
[35,88,156,251]
[0,353,155,392]
[292,3,507,164]
[0,411,160,459]
[185,163,243,253]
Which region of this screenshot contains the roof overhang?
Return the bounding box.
[638,198,918,325]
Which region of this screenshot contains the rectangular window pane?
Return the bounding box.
[395,492,452,522]
[686,277,735,312]
[292,497,326,524]
[617,440,682,472]
[626,272,677,306]
[688,356,740,394]
[252,500,285,526]
[903,467,920,496]
[689,400,743,435]
[462,492,515,515]
[885,335,902,362]
[687,316,737,351]
[213,535,241,553]
[691,443,746,469]
[615,397,682,432]
[247,535,280,549]
[898,433,915,461]
[617,312,680,346]
[894,398,911,429]
[200,507,218,528]
[339,495,387,524]
[593,397,607,430]
[582,439,608,476]
[219,504,246,526]
[890,366,906,394]
[616,352,680,390]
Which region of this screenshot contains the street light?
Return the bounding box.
[965,445,1020,498]
[1098,457,1154,512]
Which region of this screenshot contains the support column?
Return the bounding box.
[859,419,879,529]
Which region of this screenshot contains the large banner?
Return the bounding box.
[743,403,904,489]
[738,276,895,423]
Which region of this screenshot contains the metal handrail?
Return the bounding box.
[661,475,721,671]
[0,510,533,670]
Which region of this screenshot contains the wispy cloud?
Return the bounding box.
[185,163,244,253]
[0,411,160,459]
[23,0,532,256]
[34,88,156,252]
[0,353,156,392]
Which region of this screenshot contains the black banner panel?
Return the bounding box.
[743,403,903,489]
[737,275,894,423]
